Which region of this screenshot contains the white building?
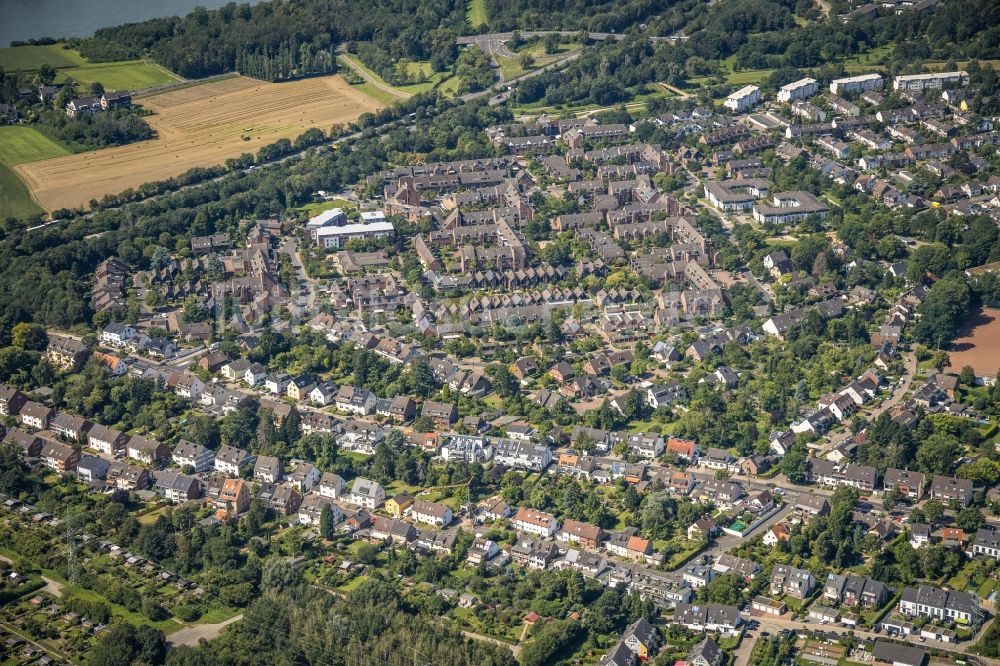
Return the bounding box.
[511,507,559,537]
[829,73,883,95]
[724,85,761,112]
[777,78,818,103]
[315,221,395,249]
[893,71,968,92]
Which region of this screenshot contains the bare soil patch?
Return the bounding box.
[947,308,1000,376]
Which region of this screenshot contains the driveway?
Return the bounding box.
[167,613,243,648]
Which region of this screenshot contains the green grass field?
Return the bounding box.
[0,163,43,219]
[0,43,85,70]
[467,0,488,28]
[497,42,581,80]
[58,60,181,90]
[339,53,452,98]
[0,126,71,164]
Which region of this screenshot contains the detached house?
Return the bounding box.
[49,413,92,442]
[126,436,168,464]
[347,477,386,509]
[557,520,604,549]
[408,499,453,527]
[421,400,457,428]
[770,564,816,599]
[930,475,973,506]
[512,507,559,538]
[20,401,53,430]
[172,439,214,473]
[41,441,81,472]
[883,468,926,500]
[214,445,255,476]
[0,384,28,416]
[88,424,129,456]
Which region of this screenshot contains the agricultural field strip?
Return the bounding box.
[14,75,379,210]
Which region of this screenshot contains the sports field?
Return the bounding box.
[15,74,381,211]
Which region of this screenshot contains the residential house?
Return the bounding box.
[421,400,457,428]
[41,441,80,472]
[385,493,415,518]
[317,472,346,499]
[216,478,251,518]
[408,499,453,527]
[347,477,386,509]
[511,507,559,538]
[49,413,92,442]
[20,401,53,430]
[929,475,973,506]
[87,424,129,456]
[126,436,168,464]
[253,456,283,483]
[298,495,342,526]
[214,445,255,476]
[898,584,982,627]
[153,471,201,502]
[557,520,604,549]
[0,384,27,416]
[824,573,891,609]
[770,564,816,599]
[883,468,926,500]
[76,454,110,483]
[288,462,321,492]
[172,439,214,473]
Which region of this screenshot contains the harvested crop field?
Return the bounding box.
[947,308,1000,376]
[16,75,380,211]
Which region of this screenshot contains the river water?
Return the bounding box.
[0,0,264,47]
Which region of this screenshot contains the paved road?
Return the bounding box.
[167,613,244,648]
[461,630,522,657]
[0,620,71,662]
[740,615,1000,666]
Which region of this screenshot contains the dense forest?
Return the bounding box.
[481,0,665,32]
[75,0,466,81]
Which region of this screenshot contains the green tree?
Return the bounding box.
[11,323,48,350]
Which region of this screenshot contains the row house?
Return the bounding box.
[806,459,878,493]
[899,584,982,627]
[883,468,926,500]
[673,603,742,635]
[494,439,552,471]
[930,475,973,506]
[824,573,891,609]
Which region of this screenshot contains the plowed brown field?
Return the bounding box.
[16,75,379,210]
